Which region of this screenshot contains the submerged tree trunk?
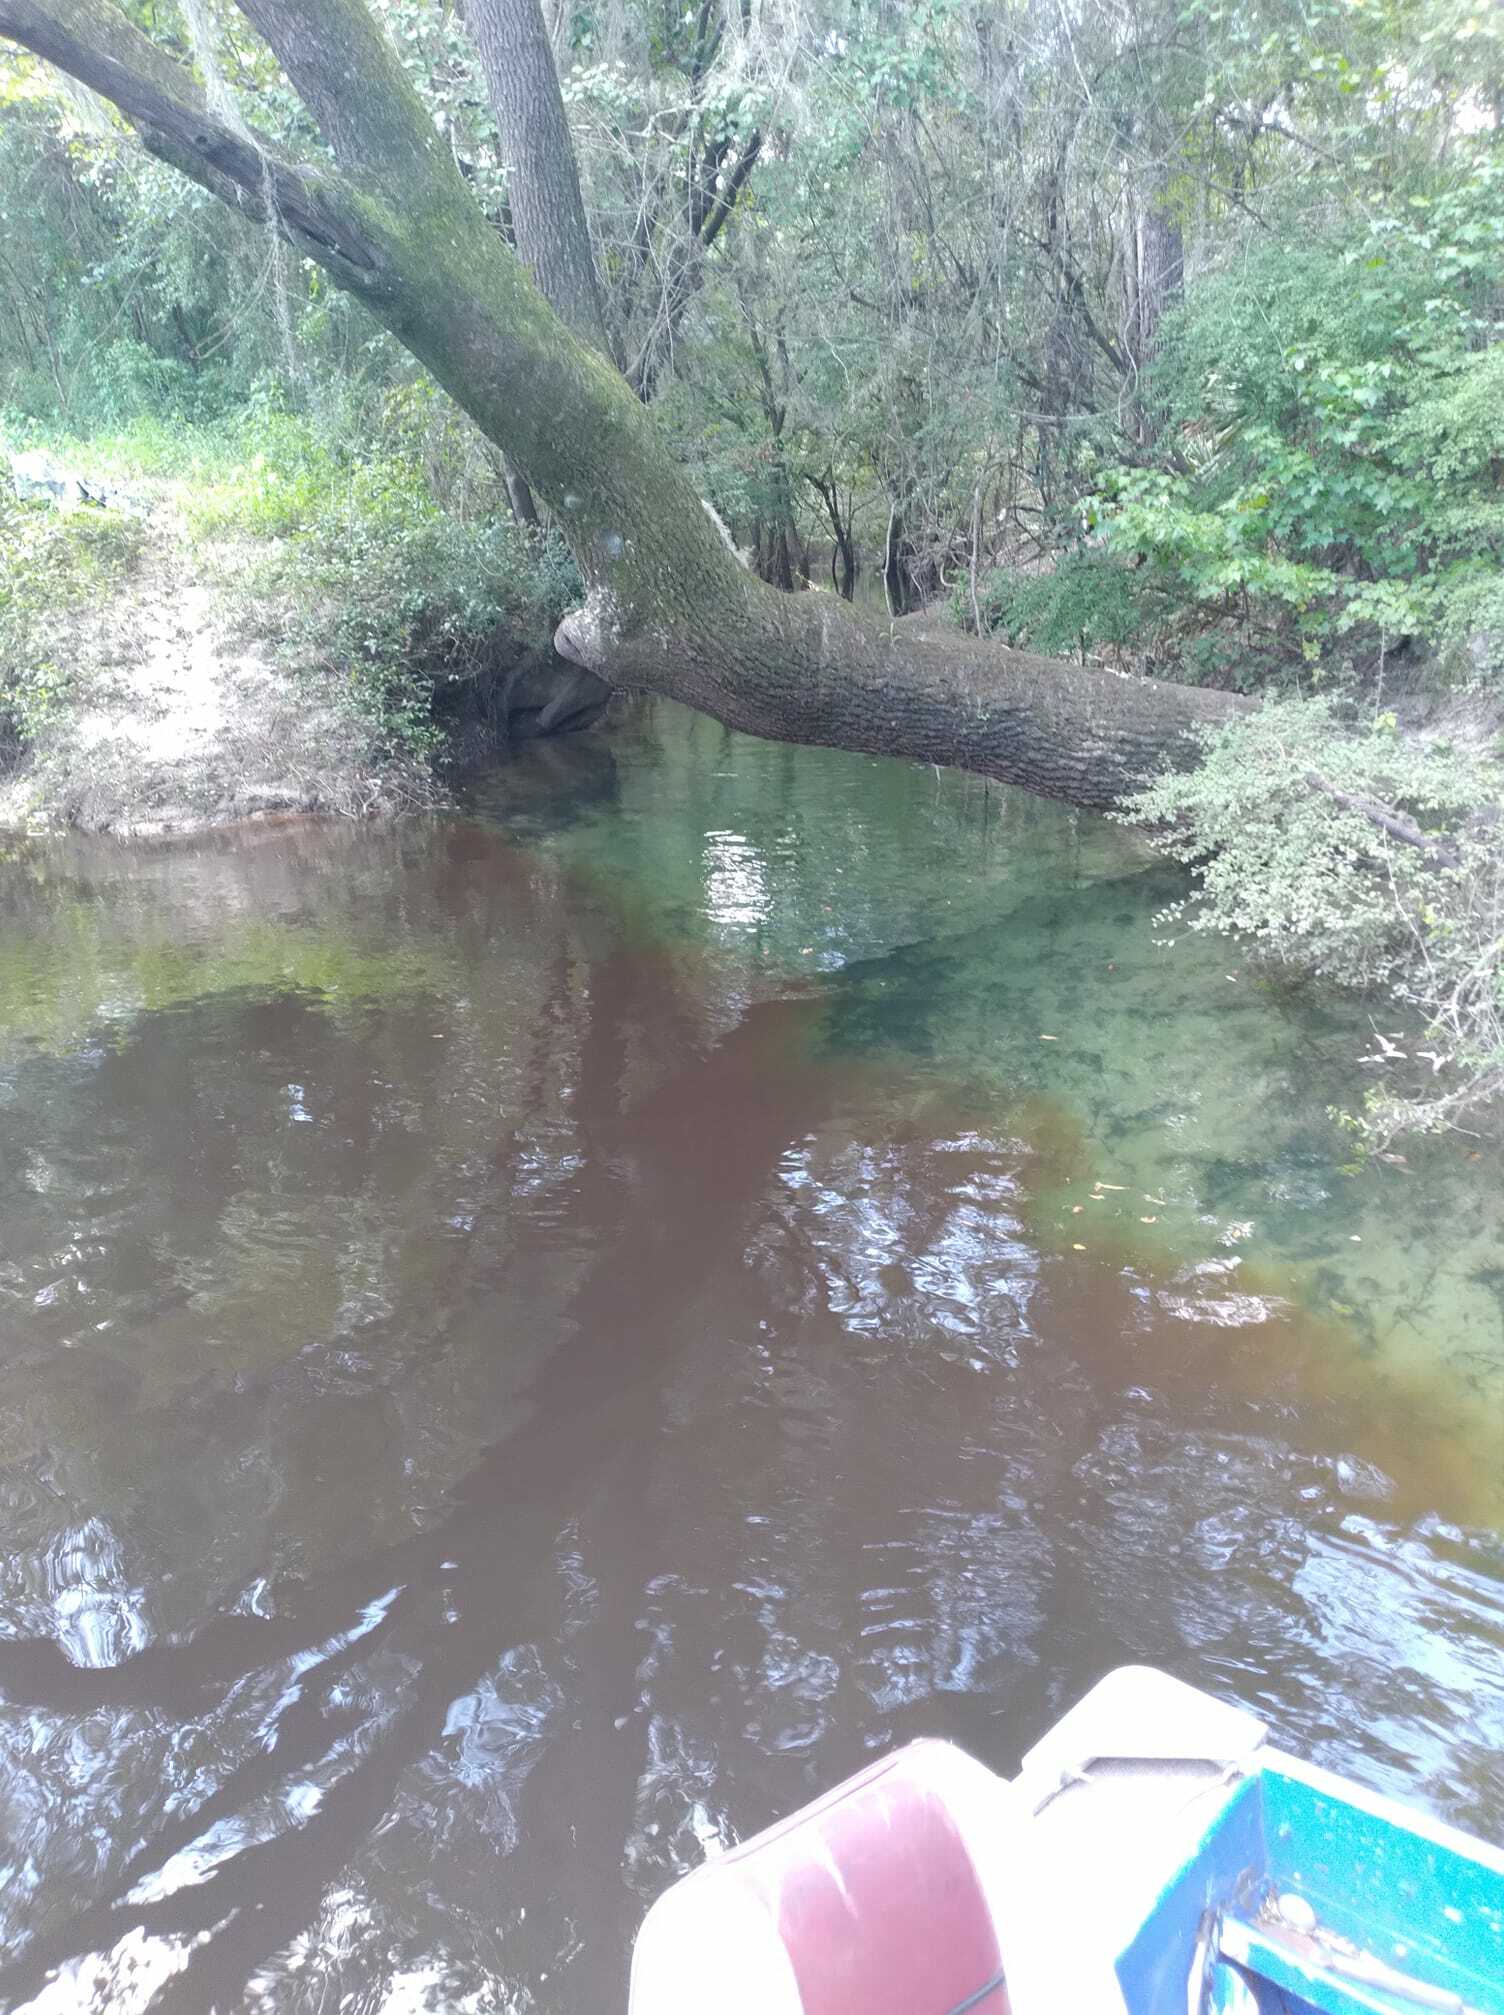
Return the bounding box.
[0,0,1248,812]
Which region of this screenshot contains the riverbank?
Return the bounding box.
[0,489,434,835]
[0,417,592,835]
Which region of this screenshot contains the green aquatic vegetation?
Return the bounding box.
[525,705,1503,1428]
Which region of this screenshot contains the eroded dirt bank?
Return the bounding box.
[1,492,432,837]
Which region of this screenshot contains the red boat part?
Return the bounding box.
[630,1669,1276,2015]
[630,1739,1018,2015]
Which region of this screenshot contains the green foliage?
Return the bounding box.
[93,391,585,765]
[0,58,363,434]
[2,383,579,774]
[1,0,1499,1140]
[257,447,579,761]
[0,491,143,753]
[836,0,974,113]
[1122,698,1504,1141]
[961,551,1157,660]
[1095,143,1504,686]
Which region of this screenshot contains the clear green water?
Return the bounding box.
[0,698,1498,2014]
[483,704,1504,1489]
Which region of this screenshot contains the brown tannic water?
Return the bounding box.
[0,701,1501,2012]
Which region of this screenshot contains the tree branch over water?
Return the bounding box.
[0,0,1248,812]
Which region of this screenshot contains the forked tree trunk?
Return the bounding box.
[0,0,1249,812]
[808,472,857,602]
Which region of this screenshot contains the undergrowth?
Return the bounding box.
[1122,696,1504,1147]
[0,490,144,758]
[3,384,581,770]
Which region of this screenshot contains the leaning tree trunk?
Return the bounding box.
[0,0,1249,813]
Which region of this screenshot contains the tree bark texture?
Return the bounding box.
[463,0,612,359]
[0,0,1249,813]
[1133,195,1184,366]
[1126,161,1184,444]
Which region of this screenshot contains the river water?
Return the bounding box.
[0,700,1500,2013]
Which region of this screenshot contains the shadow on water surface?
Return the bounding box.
[0,703,1498,2013]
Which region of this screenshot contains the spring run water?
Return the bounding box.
[0,699,1499,2012]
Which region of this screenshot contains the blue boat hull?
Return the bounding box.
[1121,1754,1504,2014]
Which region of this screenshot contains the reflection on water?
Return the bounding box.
[0,701,1499,2013]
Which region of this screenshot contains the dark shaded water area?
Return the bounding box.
[0,699,1500,2012]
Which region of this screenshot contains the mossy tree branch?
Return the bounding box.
[0,0,388,290]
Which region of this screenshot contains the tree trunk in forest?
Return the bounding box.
[1127,163,1184,440]
[0,0,1250,814]
[883,507,929,617]
[833,536,856,602]
[611,0,762,403]
[627,135,763,403]
[502,459,541,527]
[756,459,807,594]
[808,472,857,602]
[463,0,613,361]
[1134,198,1183,364]
[738,291,809,594]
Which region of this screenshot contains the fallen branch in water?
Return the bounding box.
[1303,768,1461,868]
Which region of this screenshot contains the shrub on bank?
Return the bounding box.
[1122,696,1504,1145]
[195,417,582,764]
[3,394,581,770]
[270,499,579,760]
[0,488,144,758]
